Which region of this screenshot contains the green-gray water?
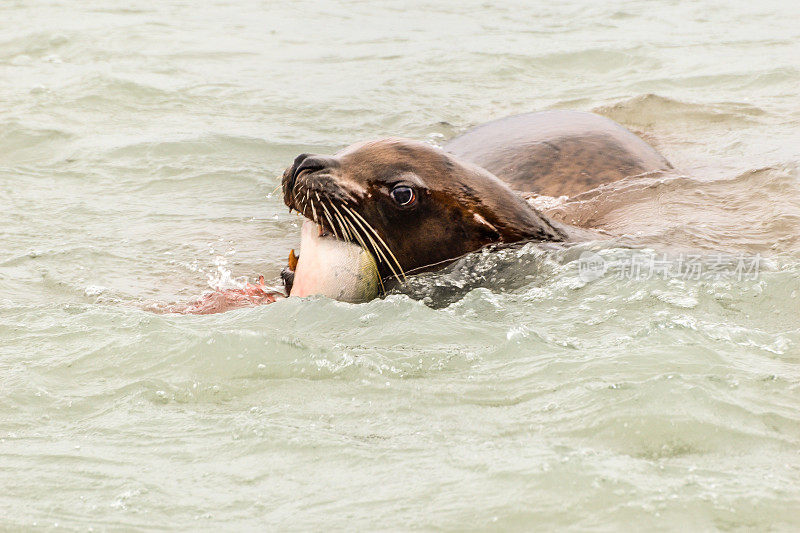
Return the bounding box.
[2,0,799,529]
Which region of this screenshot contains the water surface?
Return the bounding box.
[2,0,799,529]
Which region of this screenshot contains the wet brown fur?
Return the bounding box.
[445,111,672,197]
[282,138,566,281]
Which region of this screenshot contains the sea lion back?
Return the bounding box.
[444,111,672,198]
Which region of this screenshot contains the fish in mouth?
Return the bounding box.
[282,218,382,302]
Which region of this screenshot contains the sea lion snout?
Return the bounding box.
[282,153,339,208]
[294,154,338,178]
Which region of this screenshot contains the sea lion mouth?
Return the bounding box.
[287,178,348,243]
[283,161,347,239]
[282,170,407,291]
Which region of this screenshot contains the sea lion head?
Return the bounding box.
[281,138,565,287]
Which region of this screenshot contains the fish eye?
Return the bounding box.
[390,185,415,207]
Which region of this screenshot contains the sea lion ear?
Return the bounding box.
[471,212,501,241]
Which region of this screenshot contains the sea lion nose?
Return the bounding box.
[292,154,337,181]
[283,153,339,209]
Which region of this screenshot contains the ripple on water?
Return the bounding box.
[2,0,800,529]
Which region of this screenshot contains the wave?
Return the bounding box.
[594,93,768,130]
[537,165,800,254]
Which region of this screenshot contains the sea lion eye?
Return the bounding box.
[390,185,415,207]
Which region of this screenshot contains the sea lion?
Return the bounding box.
[282,139,569,288]
[281,111,672,295]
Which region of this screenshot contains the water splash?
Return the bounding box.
[205,255,248,291]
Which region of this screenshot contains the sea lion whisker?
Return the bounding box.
[336,208,385,294]
[345,213,386,294]
[340,211,365,252]
[328,202,353,244]
[293,184,304,211]
[309,198,318,224]
[319,201,340,240]
[342,205,405,283]
[329,201,357,243]
[340,204,388,266]
[311,194,344,241]
[306,191,319,224]
[347,207,407,282]
[403,250,478,276]
[292,179,305,206]
[335,213,351,243]
[340,204,387,265]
